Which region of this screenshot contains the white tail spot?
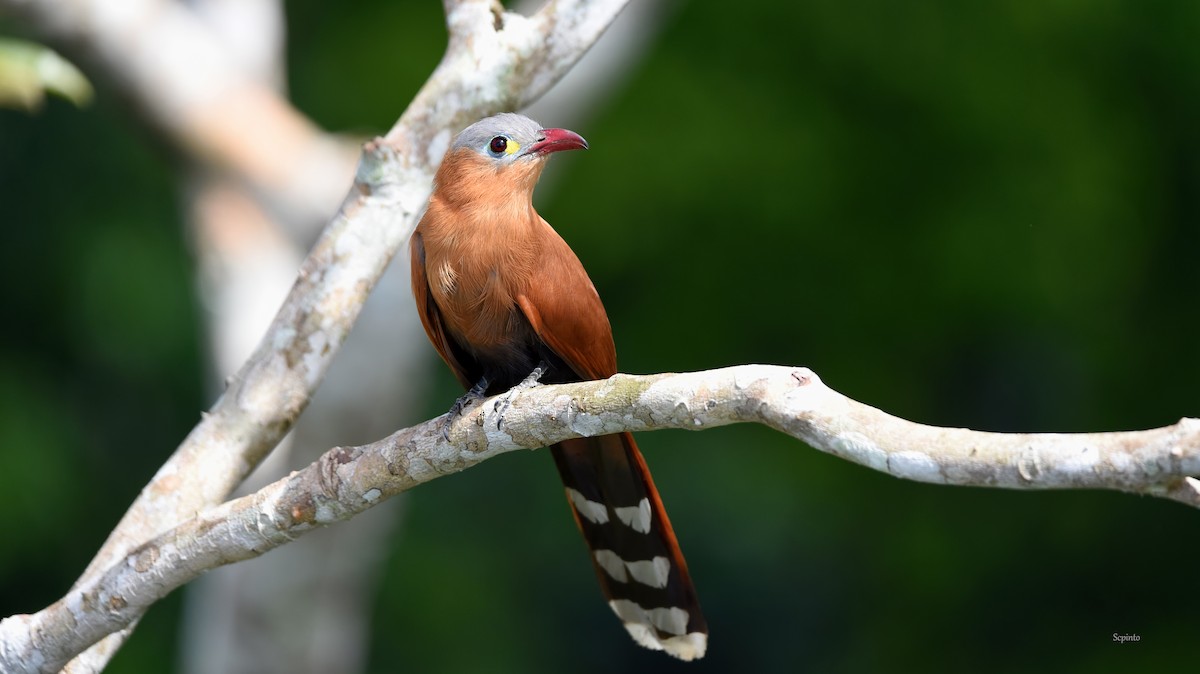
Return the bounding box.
[614,498,652,534]
[609,599,688,636]
[625,556,671,589]
[566,488,609,525]
[609,600,707,660]
[593,552,670,589]
[593,550,628,583]
[658,632,708,661]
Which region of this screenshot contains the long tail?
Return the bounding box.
[550,432,707,660]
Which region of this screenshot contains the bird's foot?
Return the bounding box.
[441,376,489,442]
[494,362,548,430]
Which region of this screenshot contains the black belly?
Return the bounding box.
[449,319,580,395]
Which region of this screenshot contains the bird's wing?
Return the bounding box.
[410,231,475,389]
[513,221,618,380]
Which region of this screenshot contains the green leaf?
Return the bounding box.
[0,38,93,111]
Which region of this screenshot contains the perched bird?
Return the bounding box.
[410,113,707,660]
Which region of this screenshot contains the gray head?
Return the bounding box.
[452,113,588,165]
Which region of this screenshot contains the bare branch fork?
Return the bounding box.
[0,0,633,670]
[1,365,1197,671]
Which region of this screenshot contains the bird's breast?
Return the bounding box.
[430,253,530,351]
[418,197,543,355]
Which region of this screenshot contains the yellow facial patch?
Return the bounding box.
[504,140,521,155]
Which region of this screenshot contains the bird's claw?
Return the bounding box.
[494,362,548,430]
[441,376,489,441]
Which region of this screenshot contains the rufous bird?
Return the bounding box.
[410,113,707,660]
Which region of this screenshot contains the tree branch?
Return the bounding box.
[176,2,413,672]
[1,364,1196,671]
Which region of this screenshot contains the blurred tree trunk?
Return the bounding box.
[177,2,424,673]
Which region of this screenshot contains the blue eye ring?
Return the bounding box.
[488,136,508,155]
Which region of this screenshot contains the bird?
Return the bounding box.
[409,113,707,660]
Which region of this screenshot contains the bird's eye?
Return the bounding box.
[488,136,508,155]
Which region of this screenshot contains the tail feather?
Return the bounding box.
[551,432,707,660]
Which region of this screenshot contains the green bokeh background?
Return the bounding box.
[2,1,1197,672]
